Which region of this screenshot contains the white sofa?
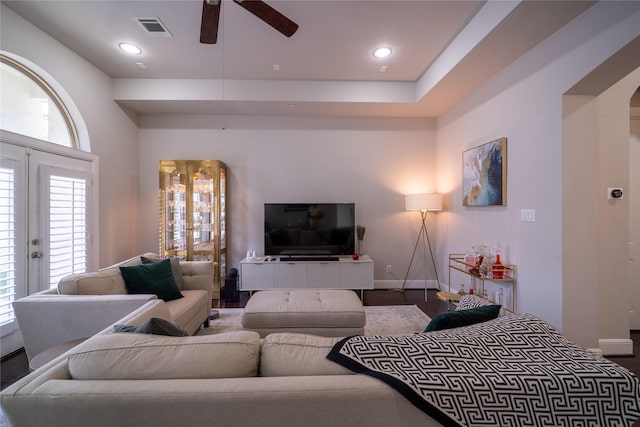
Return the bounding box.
[1,299,439,427]
[13,253,213,362]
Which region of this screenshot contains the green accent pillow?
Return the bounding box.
[141,256,183,289]
[424,305,501,332]
[114,317,188,336]
[120,258,184,301]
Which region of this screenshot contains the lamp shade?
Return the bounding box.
[405,193,443,211]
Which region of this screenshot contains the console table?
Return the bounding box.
[239,256,374,296]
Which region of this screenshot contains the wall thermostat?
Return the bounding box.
[608,187,623,199]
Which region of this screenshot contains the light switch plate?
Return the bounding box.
[521,209,536,222]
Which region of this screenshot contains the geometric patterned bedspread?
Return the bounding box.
[327,313,640,427]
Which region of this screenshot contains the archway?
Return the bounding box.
[562,65,640,355]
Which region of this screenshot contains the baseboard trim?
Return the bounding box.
[598,338,634,356]
[374,279,440,290]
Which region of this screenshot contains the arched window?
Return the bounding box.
[0,54,79,148]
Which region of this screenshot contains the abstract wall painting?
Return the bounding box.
[463,137,507,206]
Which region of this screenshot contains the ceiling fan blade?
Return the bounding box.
[200,0,221,44]
[234,0,298,38]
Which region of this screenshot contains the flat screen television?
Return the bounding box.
[264,203,355,259]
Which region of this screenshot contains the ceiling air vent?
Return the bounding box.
[136,18,172,37]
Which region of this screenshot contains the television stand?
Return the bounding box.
[239,256,374,294]
[279,256,339,262]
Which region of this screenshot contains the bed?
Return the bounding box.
[328,311,640,427]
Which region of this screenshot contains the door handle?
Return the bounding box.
[31,251,42,259]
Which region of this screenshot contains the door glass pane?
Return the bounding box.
[47,172,88,288]
[0,160,17,326]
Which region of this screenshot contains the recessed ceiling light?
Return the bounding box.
[372,47,392,59]
[119,43,142,55]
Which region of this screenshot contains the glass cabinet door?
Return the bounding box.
[159,165,187,259]
[218,166,226,283]
[159,160,226,300]
[190,164,215,262]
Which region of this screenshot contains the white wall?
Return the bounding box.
[1,4,141,266]
[436,1,640,348]
[562,94,601,348]
[138,115,438,285]
[631,109,640,330]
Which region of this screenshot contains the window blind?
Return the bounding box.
[48,174,88,288]
[0,164,17,326]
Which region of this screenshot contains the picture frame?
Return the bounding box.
[462,137,507,206]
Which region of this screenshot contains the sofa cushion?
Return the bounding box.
[167,290,208,327]
[260,333,354,377]
[68,331,261,380]
[57,254,143,295]
[120,259,184,302]
[424,305,501,332]
[57,266,127,295]
[141,256,184,290]
[113,317,188,336]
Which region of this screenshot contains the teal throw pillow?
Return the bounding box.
[424,305,501,332]
[114,317,188,336]
[141,256,183,290]
[120,258,184,302]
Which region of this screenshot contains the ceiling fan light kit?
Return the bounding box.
[200,0,298,45]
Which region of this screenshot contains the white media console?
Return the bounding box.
[239,256,374,294]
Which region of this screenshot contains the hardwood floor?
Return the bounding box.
[3,289,639,392]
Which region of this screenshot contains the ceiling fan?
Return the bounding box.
[200,0,299,44]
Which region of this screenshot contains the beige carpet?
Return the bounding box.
[196,305,431,336]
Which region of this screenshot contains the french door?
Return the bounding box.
[0,134,97,356]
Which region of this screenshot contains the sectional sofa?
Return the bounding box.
[1,299,438,427]
[6,258,638,426]
[12,253,213,362]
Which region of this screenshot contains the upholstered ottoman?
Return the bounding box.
[241,289,366,337]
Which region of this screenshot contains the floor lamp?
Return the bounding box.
[398,193,443,300]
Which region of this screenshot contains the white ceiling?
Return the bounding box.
[4,0,596,118]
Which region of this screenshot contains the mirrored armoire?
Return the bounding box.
[159,160,226,300]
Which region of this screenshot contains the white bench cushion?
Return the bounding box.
[241,290,365,337]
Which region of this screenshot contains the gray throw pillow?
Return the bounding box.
[114,317,188,336]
